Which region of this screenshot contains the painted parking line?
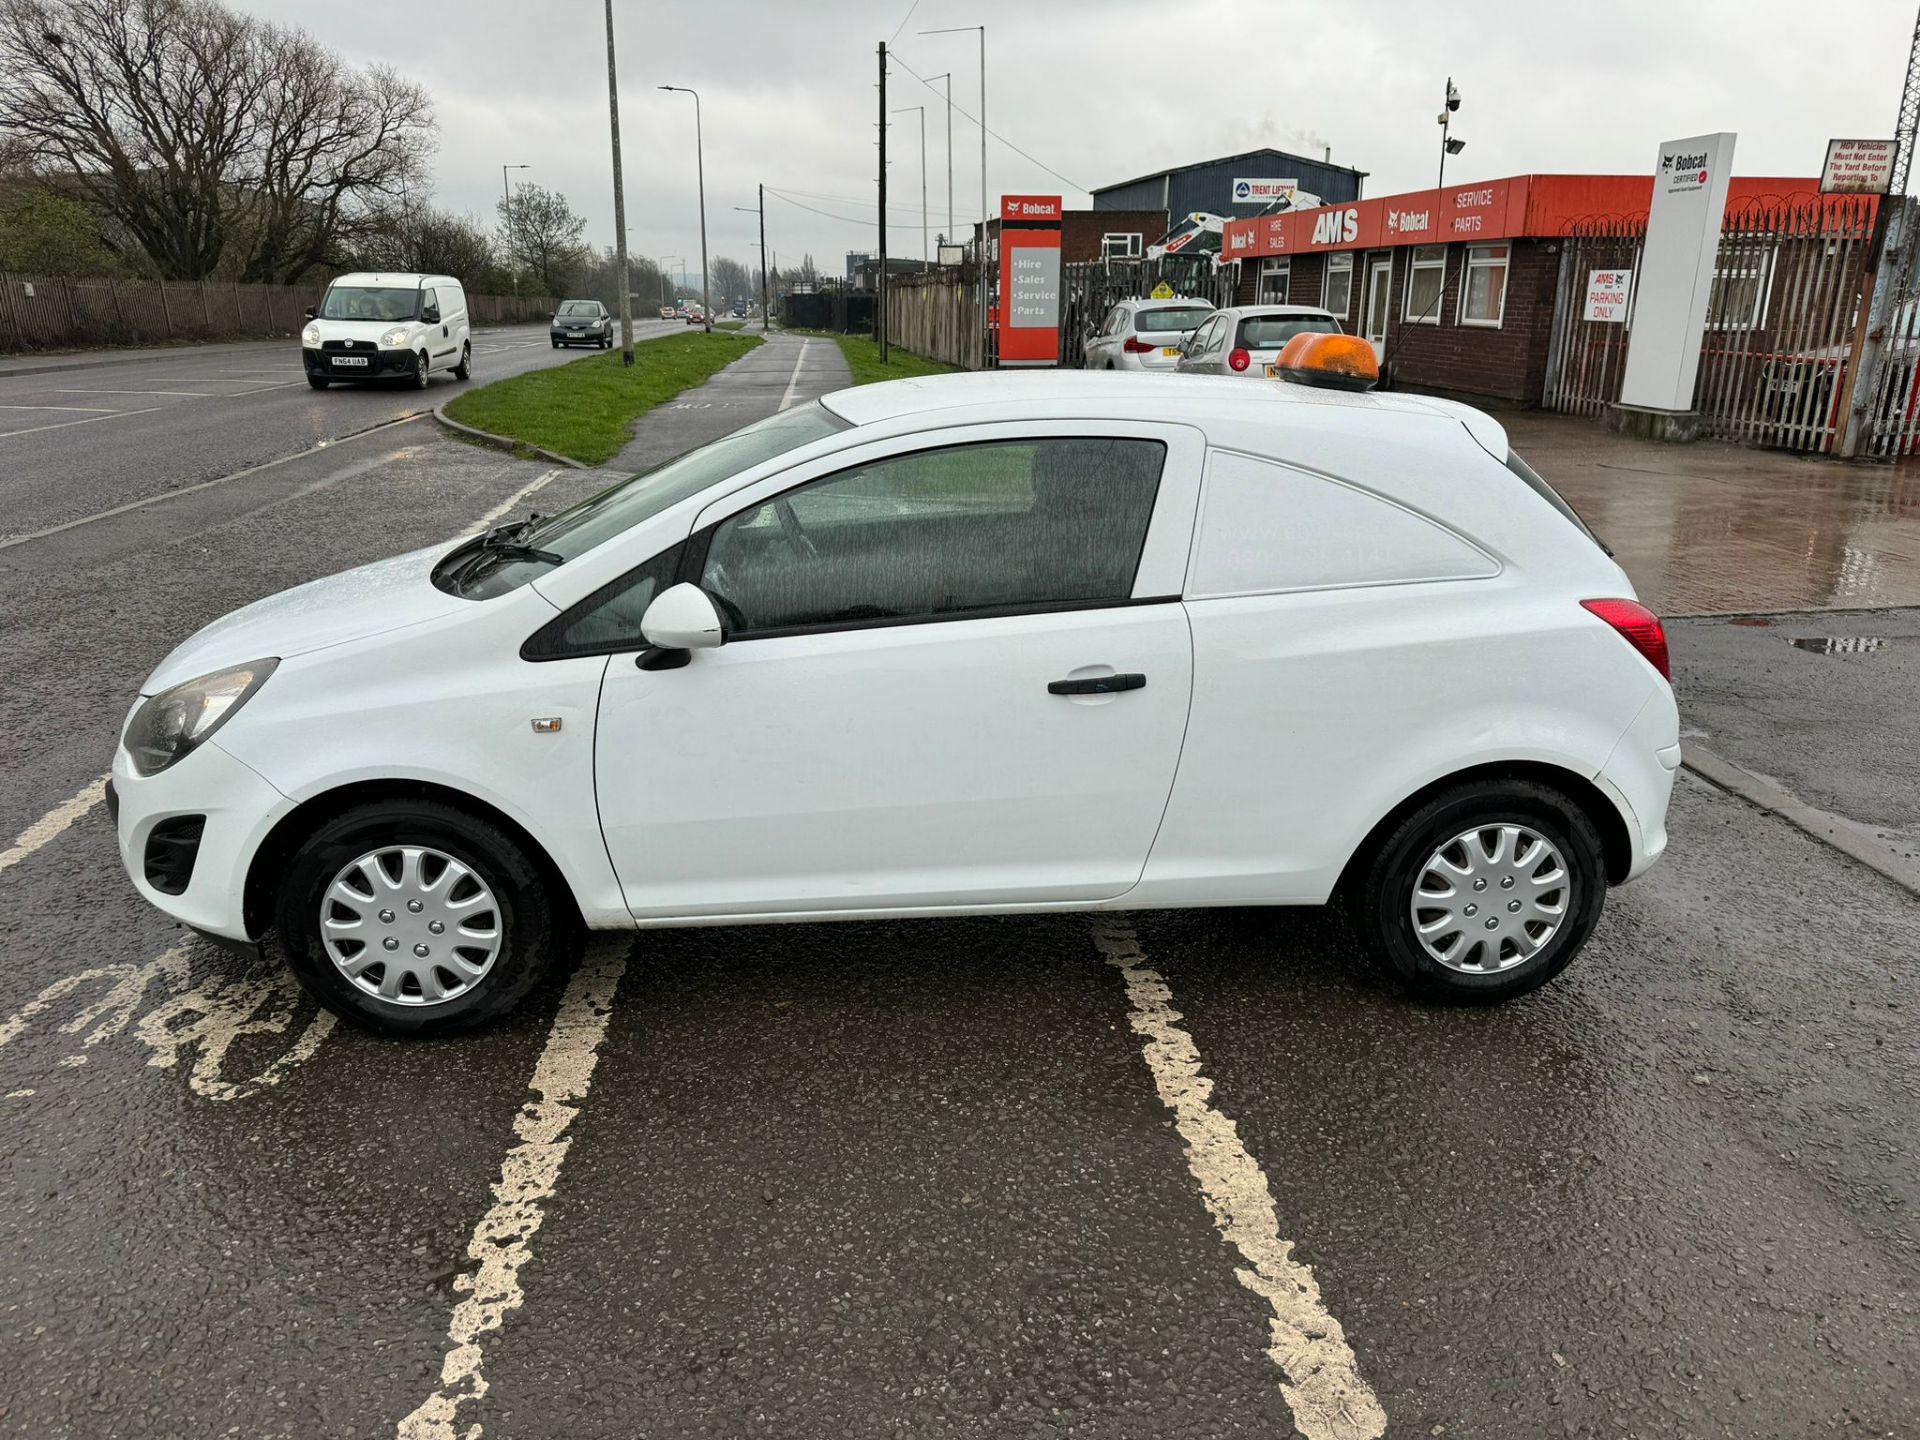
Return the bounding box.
[0,406,167,439]
[1093,920,1387,1440]
[46,388,218,398]
[396,938,630,1439]
[0,774,109,875]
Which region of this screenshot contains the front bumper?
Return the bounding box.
[551,328,607,344]
[112,739,294,941]
[302,346,414,379]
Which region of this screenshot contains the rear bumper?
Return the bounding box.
[302,346,413,379]
[1595,684,1682,882]
[112,740,294,942]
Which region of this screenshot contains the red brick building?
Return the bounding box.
[979,208,1169,267]
[1220,173,1839,406]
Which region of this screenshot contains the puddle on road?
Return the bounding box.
[1788,635,1893,655]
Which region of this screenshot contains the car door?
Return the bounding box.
[592,420,1204,919]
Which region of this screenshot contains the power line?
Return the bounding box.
[888,0,921,46]
[889,50,1089,196]
[769,183,982,225]
[764,186,973,230]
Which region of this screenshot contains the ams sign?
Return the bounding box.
[1310,209,1360,245]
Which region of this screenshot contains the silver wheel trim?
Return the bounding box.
[320,845,502,1006]
[1410,823,1570,975]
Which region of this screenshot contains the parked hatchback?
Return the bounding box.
[112,353,1676,1036]
[1082,297,1216,371]
[1177,304,1345,378]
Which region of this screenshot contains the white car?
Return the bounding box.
[111,358,1678,1035]
[1082,297,1216,371]
[302,272,471,390]
[1176,305,1345,377]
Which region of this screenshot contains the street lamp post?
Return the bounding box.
[931,72,953,244]
[921,25,985,366]
[892,105,928,268]
[604,0,635,364]
[659,85,712,333]
[1436,77,1464,191]
[500,163,529,298]
[659,256,684,312]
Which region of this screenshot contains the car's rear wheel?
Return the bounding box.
[1347,779,1605,1003]
[307,375,329,390]
[274,799,569,1036]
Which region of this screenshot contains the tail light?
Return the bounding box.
[1227,347,1251,372]
[1122,335,1158,354]
[1581,598,1670,680]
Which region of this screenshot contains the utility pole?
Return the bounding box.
[659,86,712,332]
[603,1,634,364]
[934,72,953,244]
[501,163,529,297]
[877,40,889,363]
[1436,77,1463,192]
[759,182,769,330]
[893,105,928,268]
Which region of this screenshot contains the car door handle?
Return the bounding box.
[1048,673,1145,695]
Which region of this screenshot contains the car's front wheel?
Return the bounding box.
[274,799,568,1036]
[307,375,329,390]
[453,342,471,381]
[1347,779,1606,1003]
[411,350,430,389]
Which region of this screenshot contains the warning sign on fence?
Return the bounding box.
[1583,269,1632,324]
[1820,139,1896,195]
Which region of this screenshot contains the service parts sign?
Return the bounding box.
[998,194,1062,367]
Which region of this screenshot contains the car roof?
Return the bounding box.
[1121,297,1216,310]
[1217,304,1338,319]
[329,272,456,287]
[819,370,1509,456]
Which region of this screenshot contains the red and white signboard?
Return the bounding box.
[1821,138,1896,195]
[1221,177,1530,258]
[1000,194,1063,222]
[1583,269,1632,323]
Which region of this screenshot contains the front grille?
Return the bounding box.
[320,339,381,352]
[144,815,205,895]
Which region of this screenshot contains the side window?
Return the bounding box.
[522,543,684,659]
[1105,306,1129,337]
[1188,451,1498,599]
[420,287,438,316]
[1189,317,1218,354]
[700,437,1167,638]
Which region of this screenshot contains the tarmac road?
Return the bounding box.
[0,335,1916,1438]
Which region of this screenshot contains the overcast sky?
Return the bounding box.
[235,0,1910,281]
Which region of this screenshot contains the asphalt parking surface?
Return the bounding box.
[1,341,1917,1437]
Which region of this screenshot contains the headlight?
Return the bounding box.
[302,324,320,346]
[382,327,411,348]
[123,659,278,777]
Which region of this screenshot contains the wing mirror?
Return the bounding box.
[637,582,725,668]
[303,305,317,320]
[422,304,441,323]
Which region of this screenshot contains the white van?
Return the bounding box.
[302,272,472,390]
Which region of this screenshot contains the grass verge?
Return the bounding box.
[444,331,762,464]
[793,329,963,386]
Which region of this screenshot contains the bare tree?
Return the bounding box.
[709,255,749,308]
[0,0,433,282]
[356,205,493,280]
[496,183,587,297]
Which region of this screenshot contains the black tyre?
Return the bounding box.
[453,342,471,380]
[274,799,573,1036]
[411,350,430,389]
[307,375,329,390]
[551,338,560,349]
[1346,780,1605,1004]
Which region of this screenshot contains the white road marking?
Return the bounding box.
[0,412,426,548]
[47,388,216,398]
[0,402,123,412]
[1093,920,1387,1440]
[463,467,563,536]
[778,339,811,411]
[397,939,630,1440]
[0,406,166,439]
[0,775,108,875]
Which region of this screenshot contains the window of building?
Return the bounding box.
[1102,232,1143,260]
[1707,249,1777,330]
[1258,258,1291,304]
[1403,246,1447,324]
[1323,253,1354,319]
[699,438,1167,637]
[1458,243,1509,327]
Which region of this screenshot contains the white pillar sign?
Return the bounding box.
[1618,132,1736,414]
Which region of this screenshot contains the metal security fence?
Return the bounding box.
[1848,197,1920,458]
[1543,195,1879,454]
[0,273,556,353]
[1057,256,1235,368]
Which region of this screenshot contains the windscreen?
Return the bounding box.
[320,287,417,322]
[1135,307,1213,335]
[558,301,600,315]
[1238,315,1344,348]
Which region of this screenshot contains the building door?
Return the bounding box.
[1363,255,1392,363]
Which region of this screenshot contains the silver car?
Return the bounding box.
[1175,304,1345,378]
[1082,297,1216,372]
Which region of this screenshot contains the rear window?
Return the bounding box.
[1506,450,1609,553]
[1238,315,1343,349]
[1135,307,1213,334]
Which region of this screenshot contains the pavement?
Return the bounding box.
[2,365,1919,1438]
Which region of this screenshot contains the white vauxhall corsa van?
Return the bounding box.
[302,272,472,390]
